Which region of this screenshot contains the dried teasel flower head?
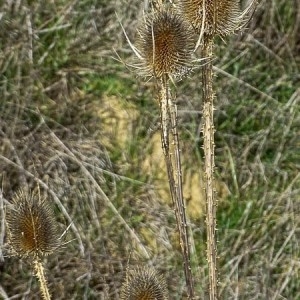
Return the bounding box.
[6,189,59,258]
[178,0,257,37]
[120,266,169,300]
[135,9,194,79]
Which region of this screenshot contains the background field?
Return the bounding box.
[0,0,299,299]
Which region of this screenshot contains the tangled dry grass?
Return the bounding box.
[0,0,299,299]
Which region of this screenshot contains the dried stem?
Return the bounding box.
[159,75,195,299]
[34,258,51,300]
[201,36,218,300]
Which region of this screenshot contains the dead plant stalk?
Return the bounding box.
[34,259,51,300]
[202,36,217,300]
[159,75,195,299]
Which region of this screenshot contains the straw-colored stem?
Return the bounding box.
[170,99,195,299]
[34,258,51,300]
[159,75,195,299]
[202,36,218,300]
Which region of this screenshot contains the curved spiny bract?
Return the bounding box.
[136,9,194,79]
[120,266,169,300]
[6,189,59,258]
[179,0,251,37]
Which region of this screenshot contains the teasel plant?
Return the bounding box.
[120,266,169,299]
[5,189,60,300]
[119,2,197,298]
[177,1,258,299]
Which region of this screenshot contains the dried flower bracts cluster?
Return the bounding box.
[178,0,256,36]
[136,9,194,79]
[6,189,59,258]
[120,266,169,300]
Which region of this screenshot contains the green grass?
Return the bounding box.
[82,74,134,97]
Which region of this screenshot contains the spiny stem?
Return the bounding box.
[159,76,170,157]
[169,98,195,299]
[34,258,51,300]
[202,36,218,300]
[159,75,195,299]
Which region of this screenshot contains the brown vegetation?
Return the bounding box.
[0,0,299,299]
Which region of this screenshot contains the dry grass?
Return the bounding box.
[0,0,299,299]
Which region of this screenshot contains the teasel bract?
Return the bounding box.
[120,266,168,300]
[135,8,194,79]
[6,189,59,300]
[178,0,257,37]
[6,189,59,258]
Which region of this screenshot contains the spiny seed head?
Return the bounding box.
[179,0,248,36]
[120,266,168,300]
[6,189,59,258]
[136,9,194,79]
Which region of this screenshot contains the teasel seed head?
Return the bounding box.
[120,266,169,300]
[6,189,59,258]
[178,0,257,37]
[136,9,194,79]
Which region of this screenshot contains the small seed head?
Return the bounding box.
[6,189,59,258]
[120,266,168,300]
[179,0,243,36]
[136,9,194,79]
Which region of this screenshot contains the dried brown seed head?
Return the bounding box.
[136,9,194,79]
[120,266,168,300]
[179,0,255,36]
[6,189,59,258]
